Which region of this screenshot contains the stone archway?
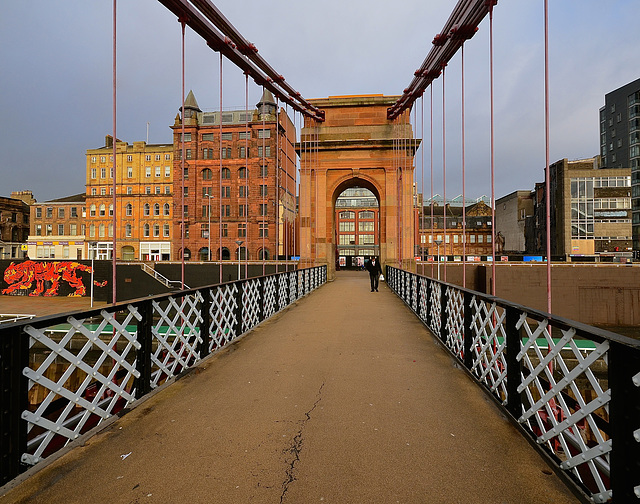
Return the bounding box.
[297,95,419,280]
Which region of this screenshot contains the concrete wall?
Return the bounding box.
[437,263,640,327]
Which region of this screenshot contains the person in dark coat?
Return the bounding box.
[365,256,382,292]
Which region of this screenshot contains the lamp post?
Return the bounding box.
[235,240,244,280]
[204,193,212,261]
[434,239,443,281]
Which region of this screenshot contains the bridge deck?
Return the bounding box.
[1,271,579,504]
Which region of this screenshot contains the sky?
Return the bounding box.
[1,0,639,203]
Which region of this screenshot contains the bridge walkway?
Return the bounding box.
[1,271,579,504]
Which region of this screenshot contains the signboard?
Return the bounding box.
[339,256,346,267]
[523,255,543,262]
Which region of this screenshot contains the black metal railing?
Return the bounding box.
[0,266,327,485]
[386,265,640,504]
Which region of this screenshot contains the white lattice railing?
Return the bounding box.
[0,265,327,485]
[386,265,640,504]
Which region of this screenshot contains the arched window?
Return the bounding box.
[99,204,106,216]
[99,224,105,237]
[153,224,160,237]
[182,247,191,260]
[236,247,247,260]
[121,245,135,261]
[199,247,209,261]
[154,203,160,216]
[144,203,150,216]
[258,248,269,260]
[359,210,374,219]
[238,167,247,179]
[222,167,231,179]
[164,203,170,216]
[108,223,113,237]
[143,224,150,237]
[90,204,96,217]
[126,203,133,216]
[109,204,113,216]
[125,223,132,237]
[220,247,230,260]
[202,168,213,180]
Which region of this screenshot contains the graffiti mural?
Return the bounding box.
[2,260,105,297]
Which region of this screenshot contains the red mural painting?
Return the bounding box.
[2,260,105,297]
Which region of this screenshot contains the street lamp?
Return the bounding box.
[434,239,443,281]
[235,240,244,280]
[204,193,212,261]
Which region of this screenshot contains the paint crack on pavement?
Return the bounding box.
[280,381,324,504]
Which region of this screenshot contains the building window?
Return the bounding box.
[183,205,188,218]
[154,203,160,216]
[91,168,97,179]
[89,224,95,237]
[90,204,96,217]
[164,203,170,216]
[259,204,267,216]
[126,203,133,216]
[101,187,107,196]
[238,167,247,179]
[339,234,355,245]
[201,223,209,238]
[258,146,271,157]
[339,222,355,232]
[221,186,230,198]
[222,167,231,179]
[153,224,160,237]
[339,211,355,219]
[155,166,161,177]
[259,223,268,237]
[260,165,268,177]
[221,205,231,217]
[143,224,150,237]
[359,221,375,232]
[146,186,151,194]
[127,155,133,162]
[35,224,42,236]
[165,166,171,177]
[127,187,133,195]
[99,204,106,216]
[221,223,228,237]
[238,223,246,237]
[70,207,77,218]
[164,224,170,237]
[91,188,97,196]
[260,185,268,197]
[58,208,65,219]
[183,186,189,197]
[186,149,192,160]
[155,186,161,194]
[239,146,249,158]
[99,224,105,238]
[46,207,53,218]
[101,167,107,178]
[144,203,150,216]
[109,204,113,216]
[258,129,271,139]
[239,205,247,217]
[202,168,213,180]
[35,208,42,218]
[146,154,152,161]
[70,223,77,235]
[202,133,214,141]
[125,224,132,237]
[239,186,247,197]
[165,186,171,194]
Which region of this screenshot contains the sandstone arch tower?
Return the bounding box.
[297,95,419,280]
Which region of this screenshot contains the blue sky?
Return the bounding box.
[1,0,639,202]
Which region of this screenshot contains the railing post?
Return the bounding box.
[609,341,640,501]
[198,288,211,357]
[439,283,447,343]
[426,278,433,329]
[234,280,243,337]
[259,276,265,323]
[0,326,29,485]
[463,291,473,370]
[134,300,153,398]
[504,306,523,419]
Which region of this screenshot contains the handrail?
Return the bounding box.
[0,265,327,485]
[386,265,640,503]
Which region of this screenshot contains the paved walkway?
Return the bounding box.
[1,271,579,504]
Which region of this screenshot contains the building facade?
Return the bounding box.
[598,78,640,254]
[418,201,493,258]
[85,136,173,260]
[0,191,32,259]
[28,194,86,259]
[172,90,296,262]
[529,158,632,259]
[335,187,380,267]
[495,191,534,253]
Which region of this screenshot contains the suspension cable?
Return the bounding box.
[112,0,117,303]
[489,4,496,296]
[244,71,249,278]
[219,52,223,283]
[442,64,447,282]
[430,85,434,279]
[180,18,186,289]
[461,43,467,289]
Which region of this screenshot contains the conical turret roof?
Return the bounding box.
[184,90,201,111]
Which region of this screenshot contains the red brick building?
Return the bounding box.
[172,90,296,262]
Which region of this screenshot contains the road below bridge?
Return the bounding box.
[1,271,579,504]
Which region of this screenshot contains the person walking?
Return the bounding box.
[365,256,382,292]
